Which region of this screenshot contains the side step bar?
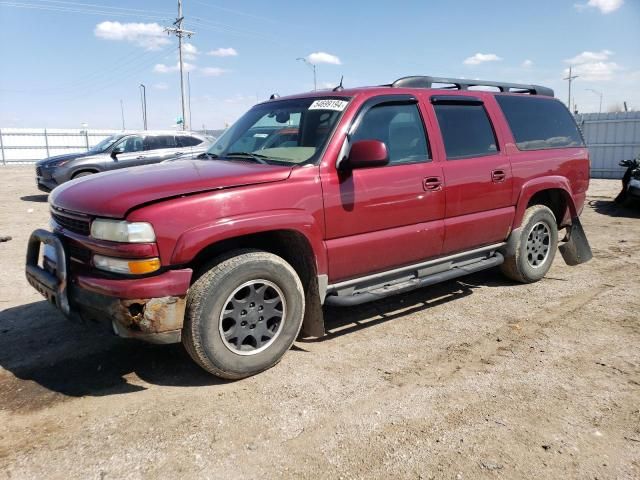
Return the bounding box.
[325,251,504,307]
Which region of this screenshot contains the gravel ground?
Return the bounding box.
[0,166,639,479]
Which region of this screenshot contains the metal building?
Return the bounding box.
[575,112,640,179]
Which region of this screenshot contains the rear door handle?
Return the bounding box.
[423,176,442,191]
[491,169,506,183]
[136,156,146,160]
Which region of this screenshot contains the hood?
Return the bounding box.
[37,152,89,167]
[50,160,293,218]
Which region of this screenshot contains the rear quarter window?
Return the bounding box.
[495,95,584,150]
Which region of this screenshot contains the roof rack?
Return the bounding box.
[390,76,554,97]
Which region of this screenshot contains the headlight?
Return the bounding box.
[90,219,156,243]
[93,255,161,275]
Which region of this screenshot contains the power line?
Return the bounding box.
[0,1,172,21]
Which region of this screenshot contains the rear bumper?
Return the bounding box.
[26,229,193,343]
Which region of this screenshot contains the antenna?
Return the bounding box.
[333,75,344,92]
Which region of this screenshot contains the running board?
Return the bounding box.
[324,251,504,307]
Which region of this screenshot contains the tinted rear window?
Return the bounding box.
[496,96,584,150]
[434,104,498,159]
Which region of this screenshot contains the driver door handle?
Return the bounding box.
[423,176,442,191]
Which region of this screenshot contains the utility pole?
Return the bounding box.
[165,0,194,130]
[120,99,126,130]
[187,71,192,132]
[563,66,579,112]
[586,88,603,114]
[139,83,147,130]
[296,57,317,91]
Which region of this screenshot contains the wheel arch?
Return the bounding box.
[514,177,578,230]
[179,220,327,338]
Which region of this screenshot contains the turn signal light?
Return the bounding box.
[93,255,161,275]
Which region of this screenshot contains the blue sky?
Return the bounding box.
[0,0,638,129]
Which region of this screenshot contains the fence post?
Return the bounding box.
[44,128,50,157]
[0,128,5,165]
[85,130,89,149]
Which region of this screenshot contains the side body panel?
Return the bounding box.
[126,166,328,276]
[319,94,446,282]
[422,93,515,255]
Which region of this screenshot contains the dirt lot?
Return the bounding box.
[0,166,639,479]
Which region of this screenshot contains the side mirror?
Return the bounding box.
[344,139,389,169]
[111,146,124,158]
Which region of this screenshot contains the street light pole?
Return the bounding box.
[586,88,603,114]
[120,99,125,130]
[139,83,147,130]
[296,57,317,91]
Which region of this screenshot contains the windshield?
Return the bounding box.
[207,97,350,165]
[89,135,123,153]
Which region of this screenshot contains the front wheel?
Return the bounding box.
[501,204,558,283]
[182,250,305,379]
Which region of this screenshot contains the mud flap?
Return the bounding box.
[559,217,593,266]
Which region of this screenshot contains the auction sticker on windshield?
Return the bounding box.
[309,99,348,111]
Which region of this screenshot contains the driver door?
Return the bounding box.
[110,135,145,169]
[321,96,446,282]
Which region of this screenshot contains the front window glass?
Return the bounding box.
[208,97,350,165]
[114,135,144,153]
[352,103,430,164]
[90,135,122,153]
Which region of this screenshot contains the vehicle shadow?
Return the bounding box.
[0,269,516,409]
[20,194,48,203]
[589,199,640,219]
[0,300,223,411]
[314,268,514,341]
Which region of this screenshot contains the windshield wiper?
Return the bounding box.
[224,152,270,164]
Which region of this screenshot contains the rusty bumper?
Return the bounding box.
[71,288,187,344]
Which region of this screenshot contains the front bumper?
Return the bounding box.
[26,229,193,344]
[36,166,59,192]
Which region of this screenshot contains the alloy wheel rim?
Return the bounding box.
[526,221,551,268]
[218,279,286,356]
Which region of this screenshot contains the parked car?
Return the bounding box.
[26,75,593,379]
[614,155,640,205]
[35,131,210,192]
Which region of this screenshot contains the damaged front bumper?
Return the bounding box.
[26,229,192,344]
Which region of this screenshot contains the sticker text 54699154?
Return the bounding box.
[309,99,348,111]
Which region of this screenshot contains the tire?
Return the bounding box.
[182,250,305,379]
[501,205,558,283]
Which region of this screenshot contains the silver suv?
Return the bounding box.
[35,131,210,192]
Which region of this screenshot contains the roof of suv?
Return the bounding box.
[261,75,555,104]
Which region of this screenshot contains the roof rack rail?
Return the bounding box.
[390,76,554,97]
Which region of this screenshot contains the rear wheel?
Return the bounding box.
[501,205,558,283]
[182,250,305,379]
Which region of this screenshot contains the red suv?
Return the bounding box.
[26,76,593,379]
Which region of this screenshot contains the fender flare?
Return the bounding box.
[170,209,328,276]
[513,176,578,229]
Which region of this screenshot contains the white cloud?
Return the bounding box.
[565,50,621,81]
[307,52,341,65]
[153,62,196,73]
[153,82,168,90]
[207,47,238,57]
[200,67,228,77]
[183,43,198,61]
[567,49,613,64]
[463,53,502,65]
[522,59,533,68]
[94,21,170,50]
[575,0,624,14]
